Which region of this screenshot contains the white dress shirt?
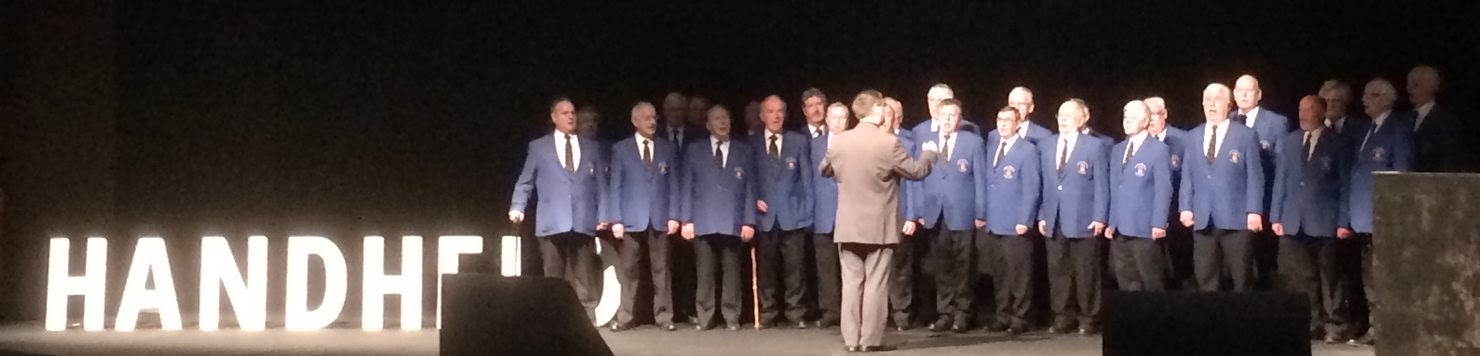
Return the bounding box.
[1056,132,1080,170]
[554,130,581,171]
[1125,132,1148,163]
[635,133,654,160]
[764,130,785,157]
[1414,101,1435,131]
[1240,107,1262,128]
[1204,121,1231,158]
[1302,127,1323,160]
[711,136,730,167]
[995,135,1019,166]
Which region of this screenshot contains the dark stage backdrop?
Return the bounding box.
[1,0,1476,323]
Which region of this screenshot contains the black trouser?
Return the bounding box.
[1165,217,1196,290]
[609,229,673,326]
[812,232,841,324]
[986,232,1034,329]
[539,232,598,321]
[1253,227,1280,290]
[1278,233,1346,336]
[1193,227,1254,292]
[694,233,742,326]
[891,232,929,326]
[1112,234,1165,291]
[1355,233,1377,337]
[928,224,974,322]
[756,228,808,324]
[671,232,697,323]
[1046,231,1103,329]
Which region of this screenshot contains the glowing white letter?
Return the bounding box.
[115,237,183,331]
[362,235,424,331]
[45,237,107,331]
[199,235,268,331]
[501,235,521,277]
[285,235,347,331]
[435,235,482,328]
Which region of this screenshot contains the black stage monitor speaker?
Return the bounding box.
[440,274,613,356]
[1103,291,1310,356]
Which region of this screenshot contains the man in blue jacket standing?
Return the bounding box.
[809,101,852,328]
[679,105,757,331]
[751,95,815,329]
[1179,83,1265,292]
[912,99,989,333]
[510,97,607,322]
[1345,78,1414,346]
[603,102,682,332]
[1037,99,1111,334]
[982,106,1042,333]
[1108,100,1173,292]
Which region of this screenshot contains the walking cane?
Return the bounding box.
[751,245,761,330]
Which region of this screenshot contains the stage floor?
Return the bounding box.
[0,322,1377,356]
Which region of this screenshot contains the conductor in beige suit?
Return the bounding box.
[821,93,939,352]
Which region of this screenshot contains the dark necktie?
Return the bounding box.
[642,139,652,164]
[994,139,1007,167]
[942,133,953,161]
[768,134,780,160]
[1233,114,1247,125]
[1206,125,1218,163]
[1360,124,1378,152]
[1302,132,1313,162]
[563,134,575,173]
[1123,142,1134,165]
[714,143,724,167]
[1057,138,1069,172]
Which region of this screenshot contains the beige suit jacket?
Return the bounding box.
[820,123,937,245]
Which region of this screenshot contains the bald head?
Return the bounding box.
[1233,75,1262,112]
[1008,87,1035,120]
[631,102,658,137]
[761,95,786,133]
[1407,65,1441,106]
[1123,100,1150,136]
[1056,99,1090,134]
[1202,83,1233,124]
[1297,95,1326,131]
[1144,96,1168,135]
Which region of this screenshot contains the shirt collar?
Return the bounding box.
[1128,131,1148,147]
[1372,111,1391,127]
[1416,101,1436,119]
[710,135,728,147]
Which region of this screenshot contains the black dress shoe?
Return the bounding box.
[1005,327,1024,335]
[609,322,632,332]
[845,346,861,353]
[861,345,897,352]
[927,316,953,332]
[983,322,1008,332]
[726,322,741,331]
[687,315,700,324]
[661,323,677,331]
[1077,326,1099,335]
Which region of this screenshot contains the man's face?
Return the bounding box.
[662,95,686,126]
[927,88,953,119]
[1008,90,1034,119]
[938,104,962,134]
[687,98,709,127]
[744,102,762,133]
[1407,70,1438,105]
[1147,101,1168,134]
[825,106,849,134]
[1233,76,1262,110]
[1320,93,1347,120]
[706,109,731,140]
[803,96,826,125]
[551,101,576,133]
[1056,102,1084,134]
[761,98,785,133]
[632,106,657,137]
[1123,103,1148,136]
[1297,97,1325,131]
[576,110,599,137]
[996,111,1020,139]
[1362,85,1393,117]
[1202,88,1231,124]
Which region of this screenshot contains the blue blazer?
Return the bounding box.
[1412,105,1464,173]
[510,133,607,237]
[810,133,838,234]
[1108,138,1174,237]
[1270,129,1351,237]
[1348,115,1415,233]
[1178,123,1265,231]
[984,135,1042,235]
[1038,134,1111,238]
[910,120,980,147]
[751,131,815,231]
[679,138,758,237]
[1235,108,1291,212]
[1022,120,1055,145]
[898,130,920,221]
[915,131,991,231]
[603,135,681,231]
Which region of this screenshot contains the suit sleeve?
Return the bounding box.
[1151,147,1172,230]
[1179,139,1195,214]
[602,145,622,224]
[892,140,935,180]
[1019,146,1042,229]
[973,142,991,220]
[666,151,681,223]
[1269,142,1287,223]
[1336,138,1352,228]
[510,141,539,213]
[1036,147,1053,224]
[1092,141,1110,223]
[678,149,695,223]
[798,141,815,227]
[1393,127,1416,172]
[743,152,758,227]
[1244,133,1265,215]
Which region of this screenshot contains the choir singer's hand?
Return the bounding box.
[757,200,769,213]
[902,220,918,236]
[1271,223,1284,237]
[612,223,625,239]
[975,219,987,229]
[1088,221,1105,237]
[1037,220,1047,236]
[740,225,755,242]
[1247,213,1263,232]
[1337,227,1352,239]
[509,211,524,224]
[921,141,940,154]
[597,222,608,231]
[667,220,680,235]
[682,223,696,240]
[1104,226,1116,239]
[1015,224,1029,236]
[1152,227,1167,239]
[1179,211,1194,227]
